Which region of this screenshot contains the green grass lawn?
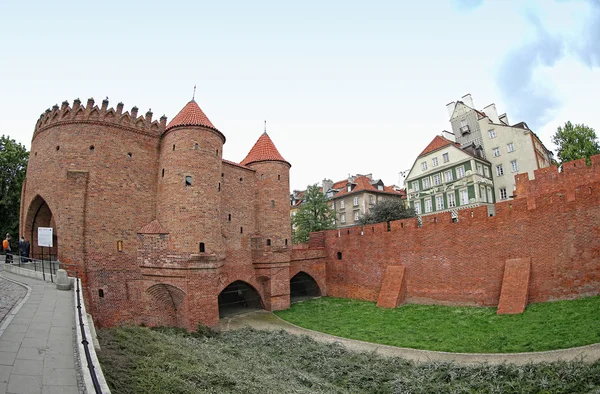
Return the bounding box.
[274,296,600,353]
[98,326,600,394]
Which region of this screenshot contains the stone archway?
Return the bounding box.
[290,272,321,303]
[23,195,58,261]
[218,281,263,318]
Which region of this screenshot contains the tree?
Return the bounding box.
[0,136,29,245]
[292,184,335,244]
[358,199,415,226]
[552,121,600,165]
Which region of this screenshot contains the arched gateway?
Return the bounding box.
[23,195,58,260]
[218,281,264,318]
[290,272,321,303]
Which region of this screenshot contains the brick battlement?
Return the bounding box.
[319,155,600,309]
[515,154,600,199]
[33,98,167,140]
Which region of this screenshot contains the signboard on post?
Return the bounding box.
[38,227,53,248]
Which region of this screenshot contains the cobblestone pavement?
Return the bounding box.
[0,268,27,325]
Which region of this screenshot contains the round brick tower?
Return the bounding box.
[240,132,292,249]
[156,100,225,256]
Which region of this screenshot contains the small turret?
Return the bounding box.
[241,132,291,250]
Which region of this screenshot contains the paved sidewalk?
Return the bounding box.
[218,310,600,366]
[0,263,81,393]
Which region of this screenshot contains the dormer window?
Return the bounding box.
[377,185,383,191]
[347,185,351,192]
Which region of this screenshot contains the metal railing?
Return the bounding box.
[2,253,62,282]
[75,273,103,393]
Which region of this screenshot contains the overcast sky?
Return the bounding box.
[1,0,599,191]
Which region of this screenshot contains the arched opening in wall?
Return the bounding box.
[24,195,58,261]
[218,281,263,318]
[290,272,321,303]
[146,283,186,326]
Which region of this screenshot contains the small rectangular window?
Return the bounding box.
[507,142,515,152]
[412,181,420,192]
[340,200,345,209]
[500,187,507,200]
[488,129,496,138]
[421,162,428,171]
[424,198,432,213]
[476,164,483,175]
[487,187,493,203]
[511,160,518,173]
[422,178,430,189]
[442,152,449,163]
[460,189,468,205]
[496,164,504,176]
[456,166,465,178]
[484,167,490,177]
[435,195,444,210]
[354,211,359,221]
[433,174,441,185]
[414,201,421,214]
[444,170,453,182]
[340,213,346,223]
[353,197,359,206]
[447,192,456,208]
[432,157,439,167]
[480,185,487,202]
[493,147,500,157]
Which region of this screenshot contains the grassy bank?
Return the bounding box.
[274,296,600,353]
[98,325,600,394]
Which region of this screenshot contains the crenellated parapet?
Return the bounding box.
[33,97,168,140]
[515,154,600,200]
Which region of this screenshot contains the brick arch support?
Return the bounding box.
[144,283,187,327]
[289,263,327,297]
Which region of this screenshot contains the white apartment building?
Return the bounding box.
[446,94,553,201]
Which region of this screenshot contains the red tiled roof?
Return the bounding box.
[332,175,404,198]
[240,132,290,167]
[166,100,216,131]
[138,220,169,234]
[418,135,459,158]
[222,159,254,171]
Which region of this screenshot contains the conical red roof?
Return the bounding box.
[166,100,216,131]
[240,132,290,167]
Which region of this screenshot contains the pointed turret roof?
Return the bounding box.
[166,100,216,131]
[240,132,290,167]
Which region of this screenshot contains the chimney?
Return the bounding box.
[461,93,474,108]
[483,103,500,124]
[322,179,333,193]
[499,113,509,125]
[446,101,456,118]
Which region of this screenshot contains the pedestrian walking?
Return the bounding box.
[19,236,30,262]
[3,234,12,263]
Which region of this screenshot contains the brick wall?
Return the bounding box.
[324,158,600,308]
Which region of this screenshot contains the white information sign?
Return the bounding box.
[38,227,53,247]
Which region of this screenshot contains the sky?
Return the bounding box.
[1,0,599,191]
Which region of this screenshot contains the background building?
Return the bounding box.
[446,94,553,201]
[324,174,405,227]
[405,135,495,219]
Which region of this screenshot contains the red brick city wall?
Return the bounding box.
[324,160,600,307]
